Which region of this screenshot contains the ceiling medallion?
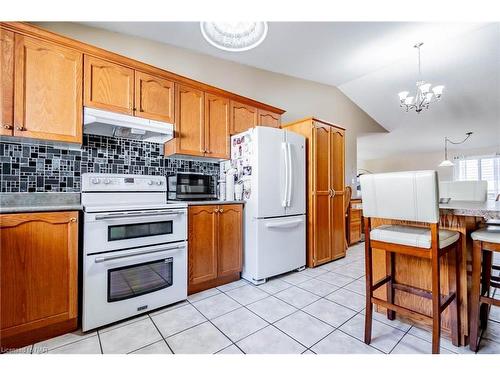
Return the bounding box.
[398,42,445,113]
[200,22,268,52]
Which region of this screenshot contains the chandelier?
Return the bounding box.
[398,42,444,113]
[200,22,268,52]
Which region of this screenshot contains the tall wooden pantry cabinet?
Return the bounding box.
[283,118,346,267]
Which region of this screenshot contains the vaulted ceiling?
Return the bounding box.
[82,22,500,160]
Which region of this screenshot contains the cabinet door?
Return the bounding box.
[205,93,230,159]
[217,205,242,277]
[84,55,134,115]
[175,84,205,156]
[13,35,83,143]
[257,109,281,128]
[0,211,78,343]
[0,29,14,136]
[230,101,257,134]
[188,205,218,288]
[330,128,346,259]
[311,124,332,265]
[135,71,174,123]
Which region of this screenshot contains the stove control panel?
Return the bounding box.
[82,174,166,192]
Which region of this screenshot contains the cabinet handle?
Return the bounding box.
[214,208,219,213]
[70,217,77,223]
[3,124,13,130]
[16,126,25,131]
[219,208,224,213]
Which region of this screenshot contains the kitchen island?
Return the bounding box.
[371,200,500,346]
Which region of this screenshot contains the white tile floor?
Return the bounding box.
[9,242,500,354]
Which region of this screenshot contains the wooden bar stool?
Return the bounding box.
[360,171,461,354]
[469,225,500,352]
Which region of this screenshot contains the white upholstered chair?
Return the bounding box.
[439,180,488,202]
[469,226,500,351]
[360,170,461,354]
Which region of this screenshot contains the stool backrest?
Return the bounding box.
[360,170,439,223]
[439,180,487,202]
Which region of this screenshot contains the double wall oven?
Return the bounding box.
[82,173,188,331]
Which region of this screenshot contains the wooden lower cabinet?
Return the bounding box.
[0,211,78,350]
[283,117,346,267]
[188,204,243,294]
[348,199,363,245]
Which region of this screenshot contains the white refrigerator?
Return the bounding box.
[229,126,306,284]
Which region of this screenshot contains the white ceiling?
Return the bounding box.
[82,22,500,160]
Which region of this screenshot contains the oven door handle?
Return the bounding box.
[94,244,186,263]
[94,210,185,220]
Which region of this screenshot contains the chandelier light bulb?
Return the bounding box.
[425,92,434,102]
[398,91,409,101]
[419,83,432,94]
[432,85,445,97]
[404,96,415,105]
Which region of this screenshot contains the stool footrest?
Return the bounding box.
[371,297,432,325]
[439,292,457,313]
[480,296,500,307]
[371,275,392,292]
[392,282,432,299]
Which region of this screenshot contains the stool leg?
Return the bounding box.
[364,223,373,345]
[448,243,460,347]
[386,251,395,320]
[480,250,492,330]
[469,240,482,352]
[431,254,441,354]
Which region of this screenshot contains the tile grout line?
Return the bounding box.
[148,315,176,354]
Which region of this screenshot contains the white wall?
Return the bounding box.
[34,22,385,188]
[358,146,499,181]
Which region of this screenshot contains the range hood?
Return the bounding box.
[83,107,173,144]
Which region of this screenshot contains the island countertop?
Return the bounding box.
[439,200,500,220]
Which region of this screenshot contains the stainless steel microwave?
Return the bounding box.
[167,173,217,201]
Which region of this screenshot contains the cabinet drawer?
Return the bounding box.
[351,209,362,221]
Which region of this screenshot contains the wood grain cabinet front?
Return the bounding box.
[230,101,258,134]
[283,118,346,268]
[0,211,79,350]
[134,71,174,123]
[257,109,281,128]
[188,204,243,294]
[13,35,83,143]
[204,93,230,159]
[0,29,14,136]
[84,55,134,115]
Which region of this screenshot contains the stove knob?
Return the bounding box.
[91,178,100,184]
[104,179,111,185]
[148,180,154,185]
[156,181,162,185]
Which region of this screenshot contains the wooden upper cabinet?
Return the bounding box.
[205,93,230,159]
[0,29,14,136]
[13,35,82,143]
[84,55,134,115]
[0,211,78,348]
[230,101,257,134]
[217,205,243,277]
[135,71,174,123]
[188,205,218,287]
[330,128,345,192]
[258,109,281,128]
[174,84,205,157]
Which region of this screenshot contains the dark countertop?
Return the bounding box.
[0,192,82,214]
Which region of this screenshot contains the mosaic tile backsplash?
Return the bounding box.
[0,135,219,192]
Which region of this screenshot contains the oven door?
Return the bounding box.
[84,208,187,253]
[83,241,187,331]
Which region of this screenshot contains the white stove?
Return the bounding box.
[81,173,188,331]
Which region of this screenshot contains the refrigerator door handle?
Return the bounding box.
[286,142,293,207]
[265,218,303,229]
[281,142,289,207]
